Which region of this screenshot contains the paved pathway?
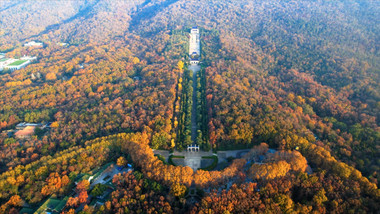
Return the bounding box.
[217,149,251,163]
[189,64,200,143]
[173,150,213,171]
[152,149,170,162]
[90,165,130,188]
[154,149,255,171]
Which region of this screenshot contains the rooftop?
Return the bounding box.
[24,41,43,46]
[16,122,42,129]
[14,126,35,137]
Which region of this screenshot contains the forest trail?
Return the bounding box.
[189,64,200,144]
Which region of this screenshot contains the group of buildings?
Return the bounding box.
[0,40,43,72]
[24,41,43,48]
[0,55,37,72]
[25,40,68,47]
[13,122,44,139]
[25,163,132,214]
[1,122,50,140]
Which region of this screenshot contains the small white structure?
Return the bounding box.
[24,41,43,47]
[16,122,42,130]
[21,56,37,61]
[189,26,200,64]
[187,144,200,152]
[57,42,68,47]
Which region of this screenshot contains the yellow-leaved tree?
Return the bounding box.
[133,57,140,64]
[177,60,184,72]
[116,156,127,167]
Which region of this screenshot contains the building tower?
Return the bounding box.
[189,26,200,64]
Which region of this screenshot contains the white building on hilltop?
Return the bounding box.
[24,41,43,47]
[189,26,200,64]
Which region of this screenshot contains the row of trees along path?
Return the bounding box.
[190,64,200,144]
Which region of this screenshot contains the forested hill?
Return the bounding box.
[0,0,379,213]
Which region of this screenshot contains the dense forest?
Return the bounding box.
[0,0,379,213]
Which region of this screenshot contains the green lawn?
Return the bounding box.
[168,155,185,166]
[7,59,28,66]
[0,58,8,62]
[200,155,218,171]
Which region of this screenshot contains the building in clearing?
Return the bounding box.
[14,126,36,139]
[189,26,200,64]
[57,42,68,47]
[24,41,43,47]
[16,122,42,130]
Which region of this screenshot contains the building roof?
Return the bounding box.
[24,41,43,46]
[16,122,41,127]
[14,126,35,137]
